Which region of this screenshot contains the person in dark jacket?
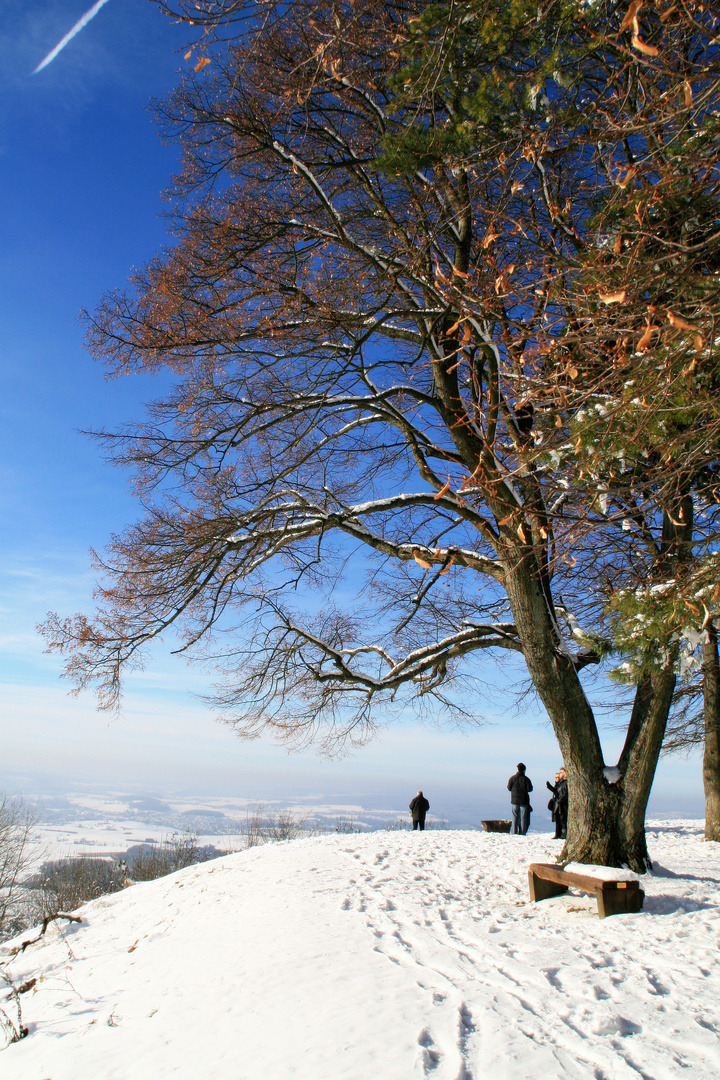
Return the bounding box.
[409,791,430,831]
[546,768,568,839]
[507,763,533,834]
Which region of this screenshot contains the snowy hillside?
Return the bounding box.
[2,824,718,1079]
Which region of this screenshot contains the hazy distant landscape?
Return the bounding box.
[11,782,702,870]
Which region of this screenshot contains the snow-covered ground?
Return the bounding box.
[2,821,718,1079]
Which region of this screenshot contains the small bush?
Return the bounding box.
[128,832,204,881]
[0,797,39,940]
[334,817,361,834]
[232,806,315,849]
[32,857,127,916]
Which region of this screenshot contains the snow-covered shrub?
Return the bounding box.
[31,856,127,915]
[0,797,38,941]
[230,806,319,849]
[127,832,205,881]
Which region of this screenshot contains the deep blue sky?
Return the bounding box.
[0,0,704,821]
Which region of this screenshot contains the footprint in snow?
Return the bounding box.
[374,945,400,964]
[458,1003,476,1074]
[644,970,669,996]
[459,1004,475,1032]
[417,1028,441,1072]
[392,929,412,949]
[593,1015,642,1037]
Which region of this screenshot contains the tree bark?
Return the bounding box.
[504,553,675,871]
[702,623,720,842]
[615,664,677,870]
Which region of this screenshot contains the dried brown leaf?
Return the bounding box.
[637,318,658,352]
[667,312,698,332]
[631,33,659,56]
[618,0,644,33]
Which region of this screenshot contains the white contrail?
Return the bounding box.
[32,0,112,75]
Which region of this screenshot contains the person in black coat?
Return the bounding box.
[409,791,430,831]
[507,763,533,834]
[546,768,568,839]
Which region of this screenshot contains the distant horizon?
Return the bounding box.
[1,767,706,832]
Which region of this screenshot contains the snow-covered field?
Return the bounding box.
[28,790,429,866]
[2,822,718,1079]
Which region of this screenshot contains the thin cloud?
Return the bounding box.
[32,0,112,75]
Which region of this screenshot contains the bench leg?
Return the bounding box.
[528,870,569,902]
[596,886,645,918]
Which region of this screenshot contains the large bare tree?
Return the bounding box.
[42,0,720,868]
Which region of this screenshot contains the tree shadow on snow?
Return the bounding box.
[650,862,720,884]
[643,894,717,915]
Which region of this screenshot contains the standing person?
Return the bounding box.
[507,763,533,834]
[552,767,568,839]
[409,791,429,831]
[546,770,563,838]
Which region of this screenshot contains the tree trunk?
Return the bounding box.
[554,663,675,871]
[504,553,675,872]
[558,664,675,872]
[614,663,677,870]
[703,623,720,842]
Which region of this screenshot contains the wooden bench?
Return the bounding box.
[528,862,644,919]
[481,820,512,833]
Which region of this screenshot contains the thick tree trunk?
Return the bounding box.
[504,553,675,872]
[557,665,675,872]
[615,663,677,869]
[702,623,720,842]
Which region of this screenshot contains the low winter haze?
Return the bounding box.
[0,0,705,823]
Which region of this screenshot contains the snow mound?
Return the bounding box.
[2,823,719,1079]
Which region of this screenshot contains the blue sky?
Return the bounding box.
[0,0,705,822]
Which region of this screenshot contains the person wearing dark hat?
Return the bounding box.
[409,790,430,831]
[507,763,533,834]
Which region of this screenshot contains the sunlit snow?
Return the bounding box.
[2,823,718,1078]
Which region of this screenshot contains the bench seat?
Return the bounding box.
[528,862,645,918]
